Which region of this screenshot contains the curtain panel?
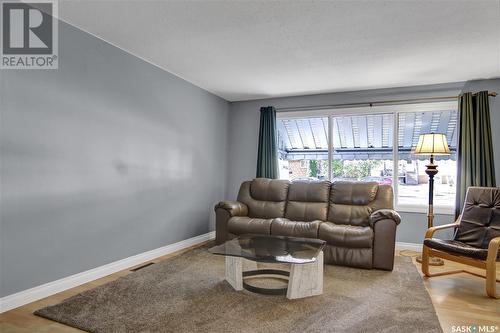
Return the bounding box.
[256,106,279,179]
[456,91,497,216]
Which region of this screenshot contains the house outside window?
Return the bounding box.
[276,101,457,214]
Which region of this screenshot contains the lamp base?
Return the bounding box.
[416,255,444,266]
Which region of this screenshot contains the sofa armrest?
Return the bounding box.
[369,209,401,228]
[214,200,248,217]
[370,209,400,271]
[214,201,248,244]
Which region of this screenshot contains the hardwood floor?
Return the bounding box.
[400,250,500,332]
[1,246,498,333]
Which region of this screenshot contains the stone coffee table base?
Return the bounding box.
[225,251,323,299]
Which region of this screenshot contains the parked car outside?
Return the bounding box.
[361,176,393,185]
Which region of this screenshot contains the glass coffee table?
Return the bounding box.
[209,234,326,299]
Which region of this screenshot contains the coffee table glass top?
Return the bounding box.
[208,234,326,264]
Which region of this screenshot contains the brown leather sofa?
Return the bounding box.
[215,178,401,270]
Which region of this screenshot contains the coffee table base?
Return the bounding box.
[225,251,323,299]
[243,269,289,295]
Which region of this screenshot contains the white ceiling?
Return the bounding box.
[59,0,500,101]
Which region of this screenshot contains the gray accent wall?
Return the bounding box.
[0,21,229,297]
[226,79,500,245]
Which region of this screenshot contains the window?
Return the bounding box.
[277,117,328,181]
[396,110,457,211]
[276,102,458,213]
[331,114,394,185]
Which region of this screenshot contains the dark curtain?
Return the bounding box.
[256,106,279,179]
[455,91,496,216]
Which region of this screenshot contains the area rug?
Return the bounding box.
[35,246,442,333]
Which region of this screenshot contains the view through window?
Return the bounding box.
[277,106,458,211]
[277,117,329,181]
[331,114,394,185]
[397,110,457,208]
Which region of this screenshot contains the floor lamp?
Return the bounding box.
[414,133,451,266]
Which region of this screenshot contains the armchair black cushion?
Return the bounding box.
[423,238,500,261]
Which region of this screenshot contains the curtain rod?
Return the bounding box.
[276,91,497,112]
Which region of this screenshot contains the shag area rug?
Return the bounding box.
[35,246,442,333]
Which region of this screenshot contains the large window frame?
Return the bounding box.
[276,101,457,215]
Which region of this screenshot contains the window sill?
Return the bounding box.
[395,204,455,215]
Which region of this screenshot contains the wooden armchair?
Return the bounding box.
[421,187,500,298]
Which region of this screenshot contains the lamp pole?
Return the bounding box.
[425,154,438,229]
[417,154,444,266]
[414,133,448,266]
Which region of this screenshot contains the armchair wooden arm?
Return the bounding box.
[486,236,500,298]
[487,236,500,260]
[424,216,461,239]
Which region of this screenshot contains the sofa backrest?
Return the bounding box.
[285,180,330,221]
[237,178,290,218]
[455,187,500,249]
[237,178,394,224]
[327,181,393,227]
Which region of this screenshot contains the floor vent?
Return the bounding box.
[130,262,155,272]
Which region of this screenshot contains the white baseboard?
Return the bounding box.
[396,242,422,252]
[0,231,215,313]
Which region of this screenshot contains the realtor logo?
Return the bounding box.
[1,0,58,69]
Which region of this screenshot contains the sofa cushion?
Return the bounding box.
[318,222,373,248]
[270,218,321,238]
[250,178,290,202]
[370,185,394,211]
[227,217,273,235]
[287,180,330,202]
[285,181,330,221]
[328,182,378,226]
[328,182,394,227]
[328,204,373,227]
[330,181,378,205]
[285,202,329,222]
[237,181,289,219]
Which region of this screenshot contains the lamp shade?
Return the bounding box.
[414,133,451,155]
